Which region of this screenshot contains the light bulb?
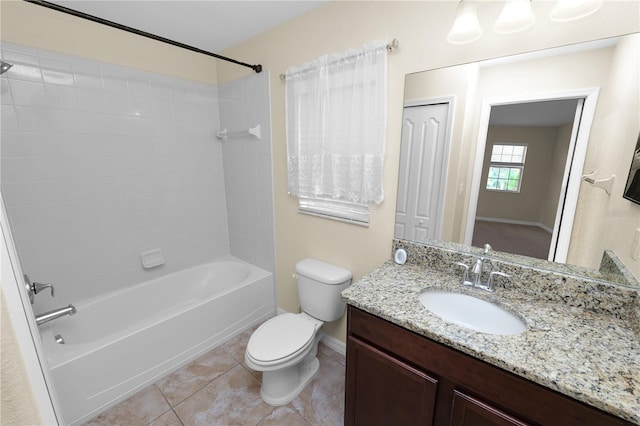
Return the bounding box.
[447,1,483,45]
[551,0,603,22]
[493,0,536,34]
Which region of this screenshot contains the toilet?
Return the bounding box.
[245,258,352,406]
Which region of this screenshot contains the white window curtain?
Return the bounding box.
[285,40,388,206]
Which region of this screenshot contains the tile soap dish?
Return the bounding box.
[141,248,165,269]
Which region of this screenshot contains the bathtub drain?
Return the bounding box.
[54,334,65,344]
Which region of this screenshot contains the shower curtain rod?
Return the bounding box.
[23,0,263,74]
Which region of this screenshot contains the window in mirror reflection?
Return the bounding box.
[486,144,528,192]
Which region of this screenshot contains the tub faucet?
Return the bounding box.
[35,304,76,326]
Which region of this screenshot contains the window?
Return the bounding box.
[486,144,527,192]
[285,40,388,225]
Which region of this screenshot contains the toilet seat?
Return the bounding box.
[246,314,318,366]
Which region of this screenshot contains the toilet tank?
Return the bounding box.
[296,258,352,322]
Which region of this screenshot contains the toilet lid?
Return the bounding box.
[247,314,316,363]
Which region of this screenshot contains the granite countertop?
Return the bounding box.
[342,260,640,424]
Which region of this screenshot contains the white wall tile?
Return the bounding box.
[42,69,75,87]
[1,181,36,206]
[27,156,63,180]
[0,42,266,313]
[1,105,19,131]
[219,72,275,273]
[0,131,25,156]
[1,157,30,182]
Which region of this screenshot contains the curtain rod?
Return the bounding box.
[279,39,398,82]
[23,0,263,74]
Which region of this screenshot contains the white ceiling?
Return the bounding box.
[490,99,580,127]
[49,0,329,53]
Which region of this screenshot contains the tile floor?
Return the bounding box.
[84,323,346,426]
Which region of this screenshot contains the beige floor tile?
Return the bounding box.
[258,405,311,425]
[174,364,272,425]
[156,346,238,406]
[319,342,346,366]
[84,385,171,426]
[292,354,345,426]
[84,322,346,426]
[148,409,183,426]
[222,322,265,381]
[221,323,261,363]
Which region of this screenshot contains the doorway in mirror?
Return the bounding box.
[466,92,597,263]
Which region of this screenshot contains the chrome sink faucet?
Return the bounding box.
[452,244,510,292]
[471,244,492,287]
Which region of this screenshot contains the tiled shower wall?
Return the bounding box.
[1,43,230,312]
[219,73,275,273]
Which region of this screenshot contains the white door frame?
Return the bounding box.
[401,96,455,241]
[1,195,61,424]
[464,88,600,262]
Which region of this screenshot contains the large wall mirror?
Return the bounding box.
[396,33,640,287]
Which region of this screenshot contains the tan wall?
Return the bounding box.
[568,34,640,276]
[540,123,573,229]
[476,126,558,225]
[217,0,640,343]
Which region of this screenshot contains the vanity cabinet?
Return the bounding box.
[345,306,632,426]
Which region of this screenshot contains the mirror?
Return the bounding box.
[396,33,640,288]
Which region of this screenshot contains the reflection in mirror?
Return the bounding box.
[397,33,640,287]
[470,98,583,263]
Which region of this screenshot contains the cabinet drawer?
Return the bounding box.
[450,391,529,426]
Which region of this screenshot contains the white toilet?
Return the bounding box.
[245,258,352,406]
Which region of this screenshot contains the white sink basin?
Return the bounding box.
[419,291,526,335]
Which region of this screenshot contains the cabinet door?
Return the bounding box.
[346,337,438,426]
[450,391,529,426]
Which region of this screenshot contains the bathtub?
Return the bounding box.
[38,256,275,425]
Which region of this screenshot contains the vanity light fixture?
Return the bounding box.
[550,0,604,22]
[493,0,536,34]
[447,0,604,44]
[447,0,483,45]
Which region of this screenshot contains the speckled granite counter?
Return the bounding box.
[342,243,640,424]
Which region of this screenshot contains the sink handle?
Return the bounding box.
[487,271,510,290]
[452,262,473,286]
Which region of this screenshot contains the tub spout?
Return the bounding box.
[35,304,77,326]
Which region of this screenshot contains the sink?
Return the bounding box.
[418,291,527,335]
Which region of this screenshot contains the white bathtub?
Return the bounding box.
[38,256,275,425]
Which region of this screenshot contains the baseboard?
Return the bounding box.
[276,307,347,356]
[475,216,553,234]
[320,332,346,357]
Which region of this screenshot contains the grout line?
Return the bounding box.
[148,384,184,426]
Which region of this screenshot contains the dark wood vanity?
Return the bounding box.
[345,306,633,426]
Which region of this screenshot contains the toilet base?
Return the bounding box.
[260,357,320,406]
